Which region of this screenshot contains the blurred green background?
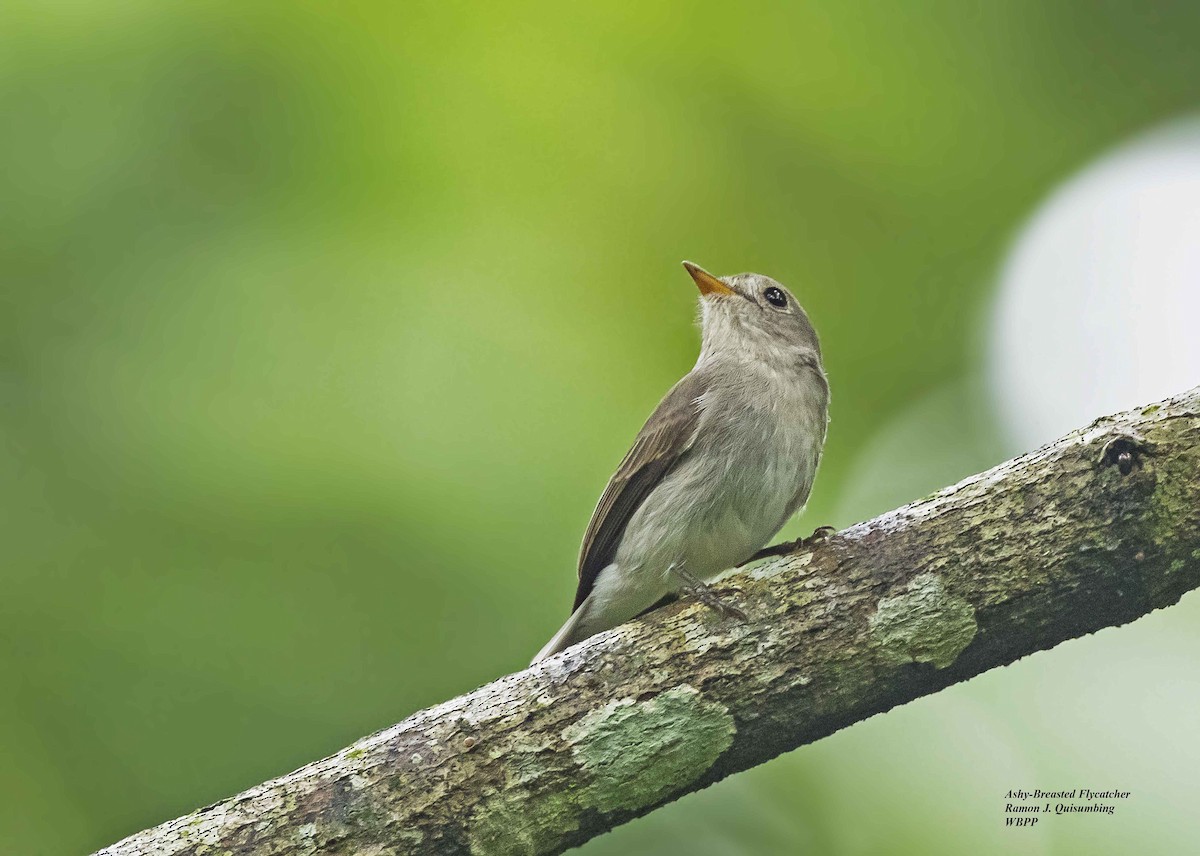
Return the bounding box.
[4,2,1200,854]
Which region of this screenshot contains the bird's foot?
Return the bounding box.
[806,524,837,545]
[739,525,837,566]
[670,565,748,622]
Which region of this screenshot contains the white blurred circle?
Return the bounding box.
[990,119,1200,450]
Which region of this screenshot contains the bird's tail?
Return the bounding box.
[530,595,594,665]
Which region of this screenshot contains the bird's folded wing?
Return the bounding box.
[573,370,708,610]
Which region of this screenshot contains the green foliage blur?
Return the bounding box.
[3,2,1200,853]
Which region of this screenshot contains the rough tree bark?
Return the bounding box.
[95,387,1200,856]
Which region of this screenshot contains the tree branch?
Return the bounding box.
[95,387,1200,856]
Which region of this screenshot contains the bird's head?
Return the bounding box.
[682,261,822,366]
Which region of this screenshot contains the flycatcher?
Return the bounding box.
[532,262,829,664]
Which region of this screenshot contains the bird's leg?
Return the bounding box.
[669,564,748,622]
[738,525,837,566]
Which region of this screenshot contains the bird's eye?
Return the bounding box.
[763,287,787,308]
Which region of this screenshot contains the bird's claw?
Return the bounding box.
[806,525,837,544]
[670,565,748,622]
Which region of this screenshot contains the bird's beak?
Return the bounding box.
[683,261,736,298]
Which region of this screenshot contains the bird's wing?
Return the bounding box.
[573,370,708,610]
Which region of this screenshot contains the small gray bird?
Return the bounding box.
[532,262,829,664]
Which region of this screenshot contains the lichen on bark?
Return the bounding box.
[868,573,977,668]
[563,684,735,813]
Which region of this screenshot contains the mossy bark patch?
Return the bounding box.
[466,685,734,855]
[868,573,977,669]
[1149,454,1195,549]
[561,684,734,814]
[467,784,581,856]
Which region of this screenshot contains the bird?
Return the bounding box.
[531,261,829,664]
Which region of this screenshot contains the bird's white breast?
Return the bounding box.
[616,358,828,584]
